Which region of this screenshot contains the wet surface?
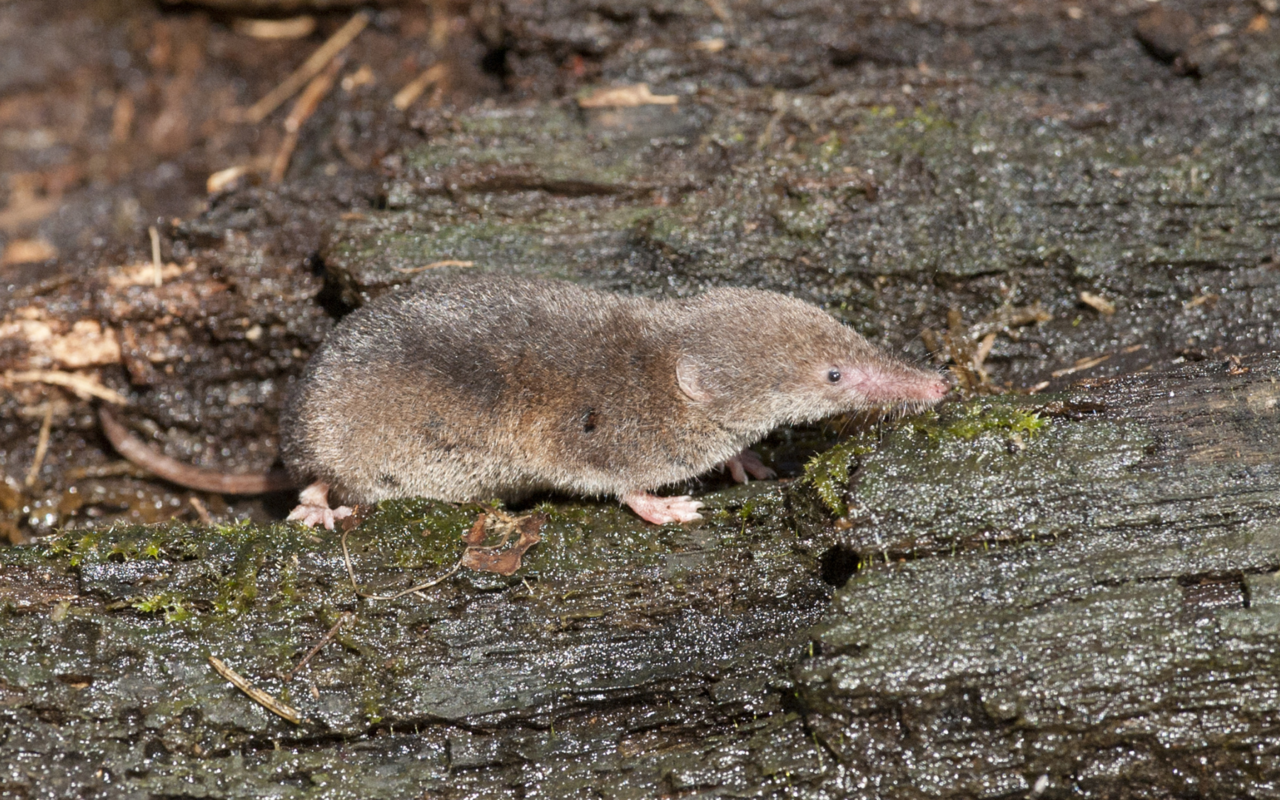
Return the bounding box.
[2,355,1278,797]
[3,0,1279,539]
[1,491,834,798]
[2,0,1280,795]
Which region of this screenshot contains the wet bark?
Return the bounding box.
[3,353,1279,798]
[3,0,1280,796]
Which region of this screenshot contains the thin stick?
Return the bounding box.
[392,259,474,274]
[269,131,300,186]
[233,16,316,40]
[208,655,303,724]
[702,0,733,25]
[189,496,213,525]
[341,528,463,601]
[148,226,162,287]
[269,56,343,183]
[285,612,353,682]
[24,403,53,488]
[392,63,447,111]
[757,96,786,150]
[4,370,128,405]
[1051,353,1112,378]
[239,11,369,124]
[284,56,343,135]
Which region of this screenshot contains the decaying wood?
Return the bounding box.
[1,354,1278,798]
[2,0,1279,796]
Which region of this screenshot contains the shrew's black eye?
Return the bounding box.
[827,369,842,383]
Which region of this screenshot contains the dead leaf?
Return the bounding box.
[460,513,545,576]
[461,513,488,546]
[972,302,1053,339]
[517,512,549,540]
[108,261,195,288]
[338,505,367,533]
[0,313,123,371]
[461,525,541,576]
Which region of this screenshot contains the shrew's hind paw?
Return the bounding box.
[622,492,704,525]
[287,503,353,530]
[723,448,777,483]
[287,481,352,530]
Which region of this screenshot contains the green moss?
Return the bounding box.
[774,198,830,238]
[278,554,300,602]
[798,436,875,517]
[353,498,484,569]
[818,131,841,162]
[132,593,191,623]
[892,106,954,134]
[922,402,1049,442]
[794,401,1050,519]
[215,538,263,617]
[42,530,102,566]
[45,525,195,565]
[403,104,652,188]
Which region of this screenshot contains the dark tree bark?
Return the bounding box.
[3,0,1280,797]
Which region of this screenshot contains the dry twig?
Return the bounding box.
[4,370,128,405]
[756,92,787,150]
[1051,354,1112,378]
[207,656,303,725]
[269,56,344,183]
[341,511,545,600]
[285,612,354,682]
[578,84,678,108]
[148,226,162,287]
[393,63,447,111]
[188,496,213,526]
[24,403,54,488]
[702,0,733,26]
[233,16,316,40]
[1079,290,1116,315]
[342,528,464,601]
[238,10,369,124]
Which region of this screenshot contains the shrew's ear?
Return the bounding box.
[676,355,714,402]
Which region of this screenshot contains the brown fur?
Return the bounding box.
[278,274,948,506]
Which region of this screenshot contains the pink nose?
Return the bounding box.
[850,368,950,404]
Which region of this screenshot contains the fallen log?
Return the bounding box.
[1,353,1277,797]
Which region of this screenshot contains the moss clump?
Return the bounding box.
[930,402,1049,442]
[799,435,876,517]
[354,498,487,570]
[797,401,1049,519]
[132,593,191,623]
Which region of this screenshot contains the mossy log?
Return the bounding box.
[3,0,1280,796]
[799,352,1280,798]
[2,352,1278,798]
[5,0,1280,539]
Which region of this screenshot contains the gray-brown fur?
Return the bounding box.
[279,274,947,507]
